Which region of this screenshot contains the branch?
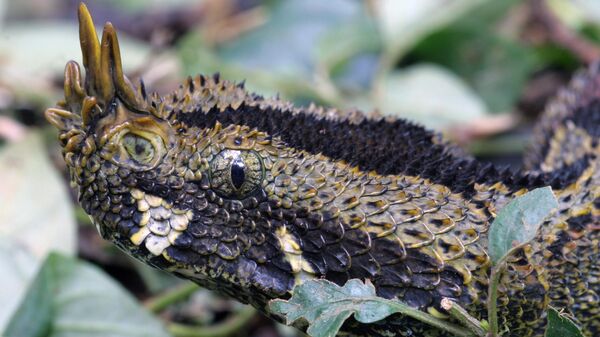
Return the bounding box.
[145,283,200,313]
[441,298,488,337]
[168,306,257,337]
[530,0,600,63]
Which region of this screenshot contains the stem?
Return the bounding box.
[385,300,475,337]
[145,283,200,313]
[530,0,600,63]
[441,298,487,337]
[468,135,526,157]
[486,245,522,337]
[75,206,93,226]
[487,266,503,337]
[168,306,257,337]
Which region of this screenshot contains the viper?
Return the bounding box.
[45,4,599,336]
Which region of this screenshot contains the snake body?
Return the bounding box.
[45,5,599,336]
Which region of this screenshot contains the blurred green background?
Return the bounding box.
[1,0,599,336]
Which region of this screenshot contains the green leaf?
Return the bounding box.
[410,0,535,113]
[488,187,558,264]
[178,33,323,105]
[378,64,488,130]
[0,132,76,330]
[269,279,393,337]
[269,279,471,337]
[3,253,170,337]
[374,0,489,63]
[178,0,365,106]
[316,15,381,73]
[316,15,381,95]
[545,307,585,337]
[218,0,362,76]
[0,242,38,333]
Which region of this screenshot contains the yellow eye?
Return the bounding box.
[210,150,264,198]
[122,133,155,164]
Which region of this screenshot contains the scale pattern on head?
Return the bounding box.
[44,4,175,185]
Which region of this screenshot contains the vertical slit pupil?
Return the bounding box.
[230,157,246,190]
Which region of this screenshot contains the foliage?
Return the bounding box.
[410,0,536,112]
[0,133,76,330]
[486,187,558,336]
[3,253,170,337]
[488,186,558,264]
[545,308,585,337]
[270,279,470,337]
[379,64,487,129]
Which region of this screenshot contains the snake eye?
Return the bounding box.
[210,150,264,198]
[123,133,155,164]
[110,130,165,169]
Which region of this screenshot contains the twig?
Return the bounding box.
[145,283,200,313]
[441,298,488,337]
[448,114,519,146]
[381,300,475,337]
[487,265,503,337]
[202,6,267,45]
[486,244,527,337]
[530,0,600,63]
[168,306,257,337]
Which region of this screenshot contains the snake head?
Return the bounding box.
[45,3,176,186]
[44,4,188,258]
[45,3,296,305]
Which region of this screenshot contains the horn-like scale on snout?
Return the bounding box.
[45,3,150,133]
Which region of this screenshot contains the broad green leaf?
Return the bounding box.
[317,16,381,95]
[379,64,488,130]
[410,0,535,112]
[3,253,170,337]
[269,279,396,337]
[374,0,488,63]
[178,0,365,106]
[545,307,585,337]
[218,0,361,76]
[0,132,76,330]
[269,279,468,337]
[489,187,558,264]
[0,242,38,333]
[178,34,324,105]
[316,16,381,73]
